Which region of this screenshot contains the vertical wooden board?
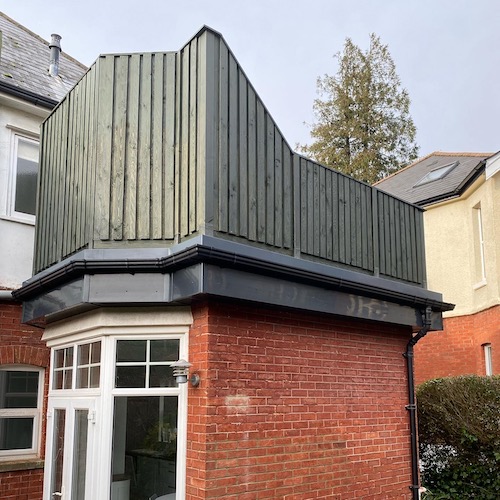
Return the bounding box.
[94,56,114,241]
[123,55,139,240]
[306,162,314,255]
[137,53,152,239]
[312,165,320,256]
[388,197,397,277]
[247,86,257,241]
[416,210,426,285]
[360,185,368,270]
[364,186,374,271]
[330,172,339,263]
[325,170,332,260]
[75,76,87,251]
[400,203,409,281]
[354,182,362,268]
[45,115,56,266]
[111,55,128,241]
[265,114,275,246]
[62,94,74,258]
[163,52,177,239]
[385,194,393,276]
[174,50,182,240]
[299,160,308,252]
[228,53,239,235]
[202,33,219,233]
[404,205,413,282]
[35,121,49,270]
[274,129,283,248]
[196,34,208,233]
[376,192,385,276]
[343,178,351,265]
[409,207,418,282]
[217,41,229,233]
[188,41,198,235]
[55,100,69,263]
[394,200,402,278]
[85,64,98,249]
[72,83,84,253]
[238,69,248,239]
[282,148,293,249]
[151,53,165,239]
[318,167,326,258]
[256,100,266,242]
[338,175,345,263]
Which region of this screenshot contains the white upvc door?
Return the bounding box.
[44,398,98,500]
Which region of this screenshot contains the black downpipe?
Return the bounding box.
[404,306,432,499]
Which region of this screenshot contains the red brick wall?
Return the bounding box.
[0,301,49,500]
[187,300,413,499]
[414,305,500,385]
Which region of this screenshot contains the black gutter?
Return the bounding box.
[404,306,432,499]
[13,243,454,313]
[0,80,58,109]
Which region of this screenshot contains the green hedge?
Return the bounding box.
[417,375,500,499]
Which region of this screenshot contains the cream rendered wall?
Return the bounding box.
[0,94,48,289]
[423,172,500,317]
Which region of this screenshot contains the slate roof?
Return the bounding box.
[375,152,494,207]
[0,11,87,106]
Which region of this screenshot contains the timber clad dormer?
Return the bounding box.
[34,27,425,286]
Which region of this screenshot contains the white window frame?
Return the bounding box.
[472,203,487,288]
[483,343,493,376]
[0,365,44,460]
[6,130,39,225]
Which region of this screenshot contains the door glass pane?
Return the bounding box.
[50,409,66,498]
[72,410,89,500]
[111,396,178,500]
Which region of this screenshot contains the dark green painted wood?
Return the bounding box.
[34,27,426,288]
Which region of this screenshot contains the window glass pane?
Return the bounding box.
[66,347,74,367]
[77,368,89,389]
[150,366,176,388]
[63,369,73,390]
[116,341,146,362]
[150,340,179,362]
[0,371,39,409]
[54,349,65,369]
[53,371,63,390]
[91,342,101,364]
[112,396,178,499]
[0,417,34,449]
[78,344,90,365]
[14,138,39,216]
[89,366,100,388]
[115,366,146,388]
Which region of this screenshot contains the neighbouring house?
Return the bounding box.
[13,26,452,500]
[0,12,86,500]
[376,151,500,384]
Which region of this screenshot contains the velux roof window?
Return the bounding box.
[413,161,459,187]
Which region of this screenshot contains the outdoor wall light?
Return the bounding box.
[171,359,192,385]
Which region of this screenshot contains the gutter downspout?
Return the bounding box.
[404,306,432,500]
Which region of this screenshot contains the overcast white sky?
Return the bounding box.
[2,0,499,157]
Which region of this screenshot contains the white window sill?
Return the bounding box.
[0,214,35,226]
[473,279,487,290]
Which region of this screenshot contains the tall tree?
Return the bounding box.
[301,34,419,184]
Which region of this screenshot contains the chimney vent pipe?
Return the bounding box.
[49,34,62,77]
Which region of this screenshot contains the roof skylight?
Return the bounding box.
[413,161,458,187]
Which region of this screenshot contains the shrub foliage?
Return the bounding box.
[417,375,500,499]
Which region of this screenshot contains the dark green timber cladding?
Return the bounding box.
[34,28,426,287]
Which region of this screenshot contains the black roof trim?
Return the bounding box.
[0,80,58,109]
[14,236,454,313]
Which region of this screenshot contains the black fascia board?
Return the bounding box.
[0,80,58,109]
[14,235,454,313]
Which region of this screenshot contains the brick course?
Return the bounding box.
[0,301,48,500]
[414,305,500,385]
[186,300,413,499]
